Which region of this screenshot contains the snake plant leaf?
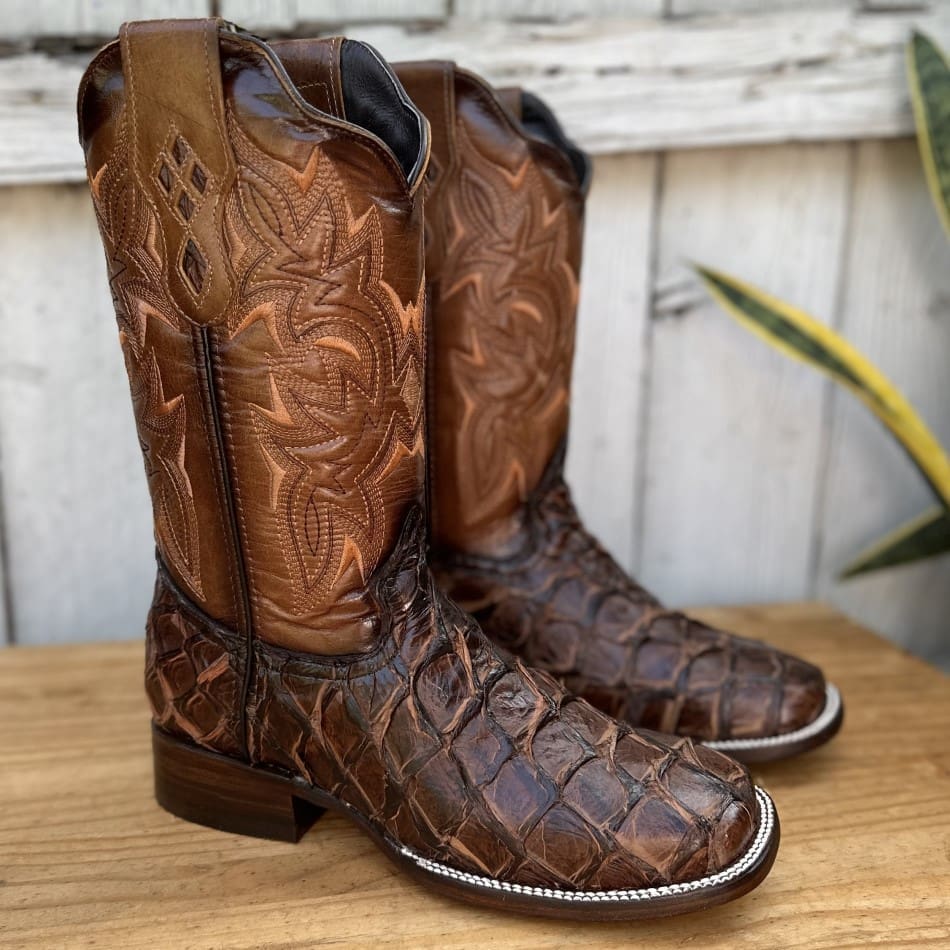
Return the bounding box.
[841,506,950,578]
[907,31,950,240]
[695,265,950,509]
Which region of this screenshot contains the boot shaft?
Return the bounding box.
[79,20,430,653]
[393,63,590,558]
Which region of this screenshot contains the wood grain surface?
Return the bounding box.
[4,5,949,185]
[642,142,851,603]
[0,603,947,948]
[816,139,950,663]
[0,186,155,647]
[566,150,658,568]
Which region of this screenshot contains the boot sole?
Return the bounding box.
[704,683,844,764]
[152,726,780,921]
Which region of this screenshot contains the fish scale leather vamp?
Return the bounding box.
[438,458,828,742]
[151,512,759,891]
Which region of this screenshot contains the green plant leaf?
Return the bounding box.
[695,265,950,509]
[841,506,950,578]
[907,31,950,240]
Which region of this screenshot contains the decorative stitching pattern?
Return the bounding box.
[89,126,204,599]
[430,114,580,549]
[221,115,426,619]
[151,128,213,295]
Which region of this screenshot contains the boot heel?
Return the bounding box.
[152,727,325,842]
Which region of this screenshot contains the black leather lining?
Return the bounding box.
[520,90,591,193]
[340,40,424,182]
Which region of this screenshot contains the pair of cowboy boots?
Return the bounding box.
[78,19,840,921]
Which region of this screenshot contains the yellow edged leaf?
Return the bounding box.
[841,506,950,578]
[907,30,950,241]
[695,264,950,509]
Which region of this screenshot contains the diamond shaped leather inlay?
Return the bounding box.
[181,238,207,294]
[152,130,213,269]
[177,190,195,221]
[190,163,207,193]
[172,135,188,165]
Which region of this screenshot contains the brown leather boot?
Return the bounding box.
[393,62,842,764]
[79,20,778,918]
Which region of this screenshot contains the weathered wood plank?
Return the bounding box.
[3,7,948,185]
[565,153,658,567]
[219,0,448,30]
[0,54,88,187]
[4,0,210,40]
[457,0,662,18]
[638,143,851,605]
[673,0,845,13]
[816,139,950,659]
[2,606,949,947]
[0,490,9,645]
[0,185,155,645]
[862,0,925,9]
[348,7,950,154]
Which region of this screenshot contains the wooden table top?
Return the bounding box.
[1,602,948,949]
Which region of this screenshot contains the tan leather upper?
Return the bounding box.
[397,64,830,746]
[394,62,585,558]
[79,20,429,652]
[116,19,238,325]
[83,30,768,896]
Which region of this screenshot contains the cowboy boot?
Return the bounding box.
[79,20,778,919]
[392,62,842,764]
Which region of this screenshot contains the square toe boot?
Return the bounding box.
[392,61,842,764]
[78,19,779,919]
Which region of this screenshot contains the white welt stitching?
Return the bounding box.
[705,683,841,752]
[400,786,775,904]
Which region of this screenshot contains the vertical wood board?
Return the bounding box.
[638,142,852,606]
[0,185,155,644]
[817,139,950,659]
[565,152,659,567]
[0,486,8,644]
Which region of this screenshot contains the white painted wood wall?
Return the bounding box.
[0,0,948,667]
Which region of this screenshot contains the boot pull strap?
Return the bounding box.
[393,61,455,175]
[392,61,455,272]
[495,87,523,122]
[120,18,236,324]
[268,37,347,119]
